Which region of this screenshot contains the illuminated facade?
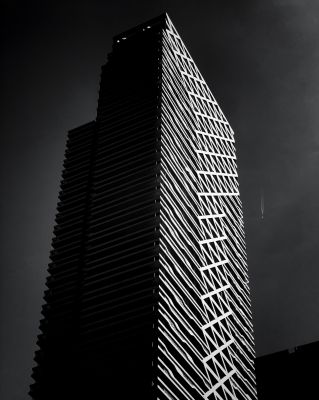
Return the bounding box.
[30,14,257,400]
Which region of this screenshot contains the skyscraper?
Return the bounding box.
[30,14,257,400]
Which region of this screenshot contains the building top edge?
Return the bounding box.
[112,12,169,44]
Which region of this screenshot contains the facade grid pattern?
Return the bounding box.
[157,15,257,400]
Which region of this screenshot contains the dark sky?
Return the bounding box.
[2,0,319,398]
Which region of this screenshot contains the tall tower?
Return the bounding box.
[30,14,257,400]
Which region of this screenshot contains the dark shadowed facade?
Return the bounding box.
[30,14,257,400]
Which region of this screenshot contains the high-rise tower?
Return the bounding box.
[30,14,257,400]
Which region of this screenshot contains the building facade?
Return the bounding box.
[30,14,257,400]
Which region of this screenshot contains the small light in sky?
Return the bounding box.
[260,187,264,220]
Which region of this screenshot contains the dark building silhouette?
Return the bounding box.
[30,14,257,400]
[256,341,319,400]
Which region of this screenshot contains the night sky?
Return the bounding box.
[2,0,319,399]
